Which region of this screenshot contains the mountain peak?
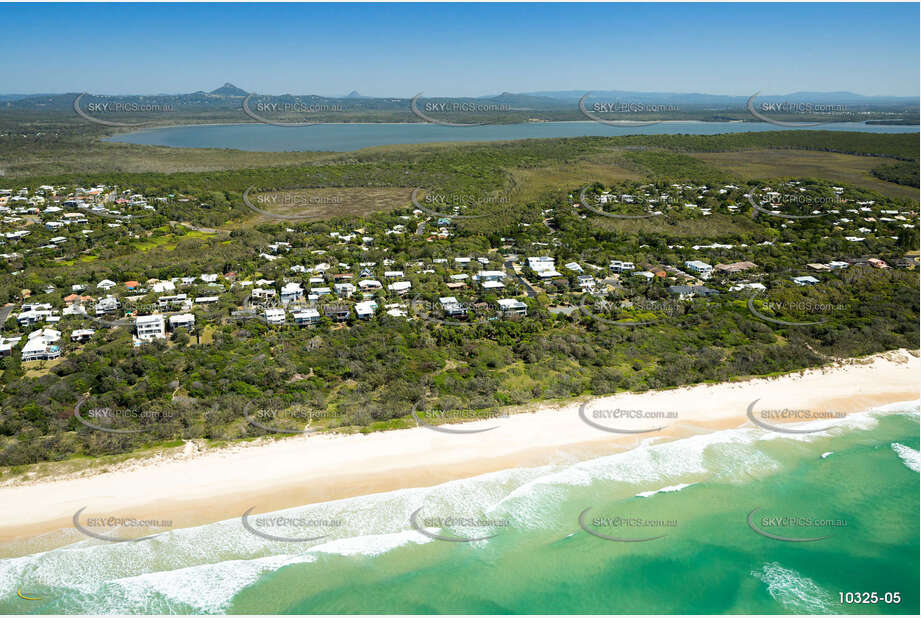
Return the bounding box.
[345,90,364,98]
[210,83,248,96]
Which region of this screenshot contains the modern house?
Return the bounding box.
[387,281,412,295]
[792,276,820,286]
[280,282,304,304]
[439,296,467,317]
[684,260,713,278]
[70,329,95,342]
[136,315,166,341]
[355,300,378,319]
[334,282,356,298]
[293,308,321,326]
[168,313,195,331]
[324,304,351,322]
[497,298,527,316]
[609,260,635,273]
[264,308,286,325]
[21,329,62,362]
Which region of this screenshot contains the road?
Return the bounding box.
[504,257,539,298]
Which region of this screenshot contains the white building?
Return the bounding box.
[169,313,195,331]
[685,260,713,278]
[264,308,286,325]
[497,298,527,316]
[21,329,62,362]
[280,282,304,304]
[355,300,378,319]
[293,308,321,326]
[136,315,166,341]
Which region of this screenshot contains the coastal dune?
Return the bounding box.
[1,349,917,545]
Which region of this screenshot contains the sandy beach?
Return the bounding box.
[1,349,917,545]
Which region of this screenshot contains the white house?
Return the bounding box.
[136,315,166,341]
[358,279,382,291]
[474,270,506,282]
[21,329,62,362]
[264,308,286,325]
[168,313,195,331]
[792,276,820,286]
[334,282,356,298]
[355,300,378,319]
[610,260,635,273]
[280,282,304,304]
[497,298,527,316]
[293,308,321,326]
[387,281,412,295]
[685,260,713,278]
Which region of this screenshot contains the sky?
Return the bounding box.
[1,2,918,97]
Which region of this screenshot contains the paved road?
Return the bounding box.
[504,258,539,298]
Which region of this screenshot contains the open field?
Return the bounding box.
[239,186,416,224]
[692,149,920,202]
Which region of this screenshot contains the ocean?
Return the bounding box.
[1,401,918,615]
[103,121,920,152]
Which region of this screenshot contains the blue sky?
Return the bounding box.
[2,2,918,96]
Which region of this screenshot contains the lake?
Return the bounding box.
[105,121,919,152]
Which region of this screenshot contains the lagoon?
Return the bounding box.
[105,120,919,152]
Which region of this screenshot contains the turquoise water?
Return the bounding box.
[104,121,920,152]
[1,402,918,615]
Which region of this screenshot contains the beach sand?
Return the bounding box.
[1,349,917,545]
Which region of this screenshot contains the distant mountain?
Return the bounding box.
[210,83,248,97]
[523,89,918,106]
[345,90,367,99]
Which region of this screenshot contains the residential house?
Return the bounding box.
[667,285,719,300]
[136,315,166,341]
[293,308,321,326]
[168,314,195,331]
[21,329,62,362]
[324,304,351,322]
[684,260,713,278]
[264,308,286,325]
[280,282,304,304]
[355,300,378,319]
[497,298,527,316]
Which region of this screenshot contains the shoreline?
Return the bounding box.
[0,349,917,545]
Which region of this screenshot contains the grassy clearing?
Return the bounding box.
[691,150,919,202]
[241,186,416,224]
